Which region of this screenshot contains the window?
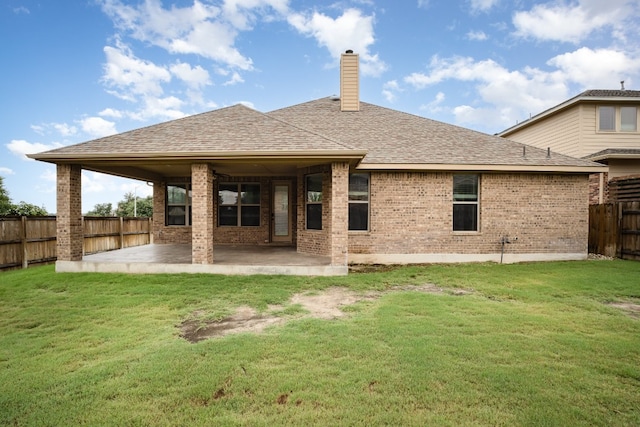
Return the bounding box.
[621,107,637,132]
[349,173,369,231]
[166,184,192,226]
[218,183,260,227]
[306,174,322,230]
[599,106,615,131]
[453,174,479,232]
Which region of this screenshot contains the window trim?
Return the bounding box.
[598,106,616,132]
[305,173,323,230]
[348,172,370,232]
[597,105,639,133]
[452,174,480,233]
[620,106,638,132]
[217,182,261,227]
[165,183,192,226]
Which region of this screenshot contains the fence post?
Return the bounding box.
[119,217,124,249]
[21,216,28,269]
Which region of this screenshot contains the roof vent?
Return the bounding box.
[345,49,353,54]
[621,80,626,90]
[329,94,340,101]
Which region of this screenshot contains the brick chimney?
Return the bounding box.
[340,50,359,112]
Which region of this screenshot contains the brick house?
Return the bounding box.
[30,52,605,274]
[497,87,640,204]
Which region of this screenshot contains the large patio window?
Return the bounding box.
[349,173,369,231]
[166,184,192,226]
[306,174,322,230]
[453,174,479,232]
[218,183,261,226]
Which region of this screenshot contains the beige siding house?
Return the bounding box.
[498,89,640,204]
[30,52,605,275]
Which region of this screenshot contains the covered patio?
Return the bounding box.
[57,244,342,276]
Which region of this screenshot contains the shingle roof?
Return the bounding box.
[581,89,640,98]
[31,97,603,171]
[585,148,640,161]
[268,98,600,168]
[36,104,358,156]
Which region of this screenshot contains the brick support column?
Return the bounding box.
[56,164,83,261]
[191,164,214,264]
[329,162,349,266]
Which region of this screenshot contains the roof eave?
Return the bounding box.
[358,163,607,173]
[28,150,368,163]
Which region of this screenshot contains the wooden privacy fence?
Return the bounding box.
[0,216,152,271]
[589,202,640,261]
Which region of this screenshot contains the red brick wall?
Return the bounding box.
[348,172,588,256]
[588,172,609,205]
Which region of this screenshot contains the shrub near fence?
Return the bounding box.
[0,216,152,271]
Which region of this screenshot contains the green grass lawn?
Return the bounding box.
[1,260,639,426]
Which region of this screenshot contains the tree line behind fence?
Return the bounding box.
[0,216,152,271]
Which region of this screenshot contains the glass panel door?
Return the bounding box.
[272,181,291,242]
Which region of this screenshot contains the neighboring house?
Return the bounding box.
[498,88,640,204]
[30,51,605,274]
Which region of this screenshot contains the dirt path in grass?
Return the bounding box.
[180,284,470,343]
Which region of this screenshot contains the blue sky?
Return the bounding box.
[2,0,639,214]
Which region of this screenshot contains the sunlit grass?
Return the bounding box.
[1,260,639,426]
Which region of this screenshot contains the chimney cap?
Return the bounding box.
[345,49,354,54]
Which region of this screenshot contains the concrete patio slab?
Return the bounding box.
[55,244,346,276]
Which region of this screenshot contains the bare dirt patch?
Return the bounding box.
[179,284,471,343]
[608,301,640,319]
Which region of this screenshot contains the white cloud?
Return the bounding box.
[470,0,500,13]
[417,0,430,9]
[102,41,172,99]
[547,47,640,89]
[466,30,488,41]
[129,96,186,121]
[170,62,211,89]
[288,8,387,76]
[513,0,636,43]
[404,55,569,129]
[0,167,15,175]
[79,117,118,138]
[82,171,110,194]
[13,6,30,14]
[382,80,401,102]
[419,91,446,114]
[222,0,289,30]
[223,71,244,86]
[99,108,124,119]
[7,140,64,160]
[52,123,78,137]
[101,0,253,70]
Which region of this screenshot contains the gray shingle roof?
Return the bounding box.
[32,97,602,170]
[37,104,357,156]
[268,98,600,168]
